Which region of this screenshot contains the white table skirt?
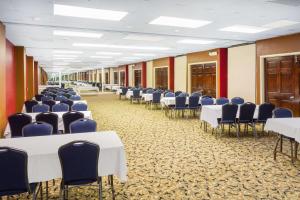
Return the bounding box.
[264,118,300,143]
[200,105,259,128]
[160,97,215,107]
[4,111,92,138]
[116,89,122,95]
[0,131,127,183]
[22,100,87,113]
[141,93,164,102]
[126,91,142,99]
[76,86,99,92]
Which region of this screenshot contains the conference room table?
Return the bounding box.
[22,100,87,112]
[0,131,127,183]
[160,96,216,107]
[4,111,93,138]
[200,105,259,129]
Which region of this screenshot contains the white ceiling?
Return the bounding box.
[0,0,299,73]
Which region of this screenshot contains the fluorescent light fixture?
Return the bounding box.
[53,30,102,38]
[53,62,70,65]
[96,52,122,55]
[69,60,82,62]
[149,16,211,28]
[53,55,78,58]
[263,20,299,29]
[133,53,156,57]
[122,57,141,60]
[123,34,163,41]
[73,43,170,50]
[220,25,269,33]
[53,50,83,54]
[177,39,216,44]
[54,4,128,21]
[90,56,112,58]
[53,57,75,60]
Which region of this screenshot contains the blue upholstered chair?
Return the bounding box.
[171,96,186,118]
[200,97,214,106]
[22,122,53,137]
[217,103,239,137]
[55,95,68,101]
[178,92,189,97]
[32,104,50,113]
[191,92,201,97]
[231,97,244,105]
[69,95,81,100]
[52,103,69,112]
[58,141,110,200]
[42,100,56,111]
[273,108,293,118]
[216,97,229,105]
[69,118,97,133]
[25,100,38,113]
[0,147,40,199]
[174,91,182,97]
[256,103,275,131]
[62,111,84,133]
[35,94,44,101]
[237,102,257,137]
[61,99,74,111]
[188,96,200,117]
[67,91,76,95]
[131,89,141,104]
[72,103,88,111]
[120,87,128,100]
[150,91,161,109]
[165,92,175,97]
[8,113,32,137]
[41,96,53,101]
[146,89,155,94]
[36,112,59,134]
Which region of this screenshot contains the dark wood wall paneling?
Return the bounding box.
[153,57,174,90]
[155,67,168,89]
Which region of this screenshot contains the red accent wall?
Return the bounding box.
[168,57,174,91]
[142,62,147,88]
[5,39,16,117]
[219,48,228,97]
[125,65,129,87]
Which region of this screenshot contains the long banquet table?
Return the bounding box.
[22,100,87,113]
[4,111,92,138]
[160,97,216,107]
[200,105,259,128]
[0,131,127,183]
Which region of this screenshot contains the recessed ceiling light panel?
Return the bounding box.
[54,4,128,21]
[220,25,269,33]
[53,30,103,38]
[53,50,83,54]
[177,39,216,44]
[96,52,123,55]
[123,34,164,41]
[73,43,170,50]
[263,20,299,29]
[149,16,212,28]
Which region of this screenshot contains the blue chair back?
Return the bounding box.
[41,96,53,101]
[200,97,214,106]
[188,96,200,109]
[178,92,189,97]
[52,103,69,112]
[58,141,99,185]
[216,97,229,105]
[32,104,50,113]
[36,112,59,134]
[238,102,256,122]
[175,96,186,109]
[22,122,53,137]
[55,95,68,101]
[191,92,201,97]
[175,91,182,97]
[72,103,88,111]
[62,111,84,133]
[69,95,81,100]
[231,97,244,105]
[70,118,97,133]
[257,103,275,122]
[273,108,293,118]
[0,147,31,196]
[67,91,76,95]
[221,103,238,123]
[8,113,32,138]
[35,94,44,101]
[152,92,161,104]
[146,89,155,94]
[24,100,38,113]
[42,100,56,111]
[61,99,74,111]
[133,89,141,98]
[165,92,175,97]
[121,88,128,95]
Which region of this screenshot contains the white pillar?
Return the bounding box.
[58,71,62,87]
[101,67,105,92]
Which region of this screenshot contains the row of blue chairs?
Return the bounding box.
[36,94,81,102]
[0,140,114,200]
[8,111,94,137]
[25,100,87,113]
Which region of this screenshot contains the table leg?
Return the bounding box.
[290,139,294,163]
[274,136,281,160]
[295,142,299,159]
[280,135,283,152]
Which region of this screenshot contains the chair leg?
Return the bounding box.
[295,142,299,160]
[110,175,115,200]
[274,135,281,160]
[236,123,239,138]
[290,139,294,163]
[98,177,103,200]
[280,135,283,152]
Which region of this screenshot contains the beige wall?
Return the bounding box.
[109,68,114,84]
[128,64,134,87]
[228,44,256,102]
[146,61,153,88]
[174,56,187,92]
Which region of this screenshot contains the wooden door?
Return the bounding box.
[191,63,216,97]
[134,70,141,87]
[113,72,118,84]
[265,55,300,116]
[120,71,125,86]
[155,67,168,89]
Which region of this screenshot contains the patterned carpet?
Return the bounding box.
[13,94,300,199]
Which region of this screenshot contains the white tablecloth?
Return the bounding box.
[141,93,164,102]
[160,97,216,107]
[4,111,92,138]
[0,131,127,183]
[126,90,142,99]
[200,105,259,128]
[116,89,122,95]
[22,100,87,113]
[264,118,300,143]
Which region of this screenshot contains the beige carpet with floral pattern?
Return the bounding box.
[14,94,300,199]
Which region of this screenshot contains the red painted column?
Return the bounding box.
[219,48,228,97]
[125,65,129,87]
[168,57,174,91]
[142,62,147,88]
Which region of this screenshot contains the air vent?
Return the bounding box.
[268,0,300,7]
